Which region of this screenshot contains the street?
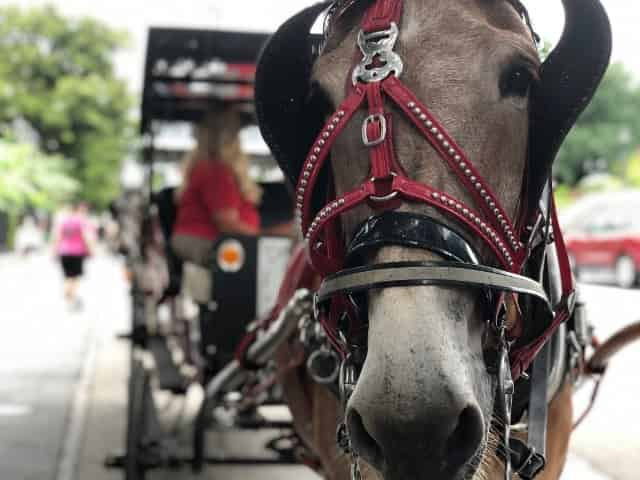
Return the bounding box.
[0,252,637,479]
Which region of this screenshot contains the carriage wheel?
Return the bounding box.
[125,357,150,480]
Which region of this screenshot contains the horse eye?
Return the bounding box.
[500,65,534,98]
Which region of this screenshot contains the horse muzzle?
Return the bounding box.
[344,280,491,480]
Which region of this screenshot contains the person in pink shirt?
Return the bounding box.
[53,203,94,306]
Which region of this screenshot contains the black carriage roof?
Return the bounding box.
[141,27,270,134]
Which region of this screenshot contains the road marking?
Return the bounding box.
[55,326,98,480]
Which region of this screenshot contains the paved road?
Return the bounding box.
[568,281,640,479]
[0,252,127,480]
[1,253,636,479]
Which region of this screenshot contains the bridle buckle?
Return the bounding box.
[362,113,387,147]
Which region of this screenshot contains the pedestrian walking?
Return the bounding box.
[52,203,94,309]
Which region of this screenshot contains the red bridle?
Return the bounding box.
[295,0,575,378]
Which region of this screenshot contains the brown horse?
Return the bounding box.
[256,1,611,479]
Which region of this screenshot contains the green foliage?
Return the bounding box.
[554,63,640,185]
[0,5,134,208]
[0,141,78,213]
[625,150,640,187]
[553,183,573,209]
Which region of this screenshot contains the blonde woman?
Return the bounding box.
[171,108,262,265]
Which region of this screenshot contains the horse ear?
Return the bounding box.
[528,0,612,209]
[255,2,333,187]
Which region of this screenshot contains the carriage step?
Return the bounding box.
[148,335,189,394]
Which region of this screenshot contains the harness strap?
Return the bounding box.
[509,341,550,479]
[382,77,524,253]
[550,196,575,299]
[300,78,525,274]
[362,0,403,33]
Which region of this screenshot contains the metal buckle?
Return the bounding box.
[362,113,387,147]
[307,347,341,385]
[510,440,546,480]
[352,23,404,84]
[339,356,358,409]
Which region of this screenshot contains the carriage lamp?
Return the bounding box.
[217,239,245,273]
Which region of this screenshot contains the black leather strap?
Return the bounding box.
[509,341,550,480]
[348,212,480,265]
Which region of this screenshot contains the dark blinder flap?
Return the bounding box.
[527,0,612,210]
[255,1,333,187]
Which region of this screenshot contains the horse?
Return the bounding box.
[254,1,611,479]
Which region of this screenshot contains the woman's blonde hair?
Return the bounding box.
[181,108,262,205]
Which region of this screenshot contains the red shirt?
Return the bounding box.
[174,160,260,241]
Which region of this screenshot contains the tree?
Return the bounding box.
[0,5,134,207]
[554,62,640,185]
[0,140,77,213]
[626,150,640,187]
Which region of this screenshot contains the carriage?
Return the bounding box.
[105,27,310,479]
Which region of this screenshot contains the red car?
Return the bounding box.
[563,191,640,288]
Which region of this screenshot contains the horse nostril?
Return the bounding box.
[445,405,485,470]
[347,407,384,469]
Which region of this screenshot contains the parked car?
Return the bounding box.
[562,190,640,288]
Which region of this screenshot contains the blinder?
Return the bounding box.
[527,0,613,215]
[254,1,332,188]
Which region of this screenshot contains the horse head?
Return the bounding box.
[256,1,611,478]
